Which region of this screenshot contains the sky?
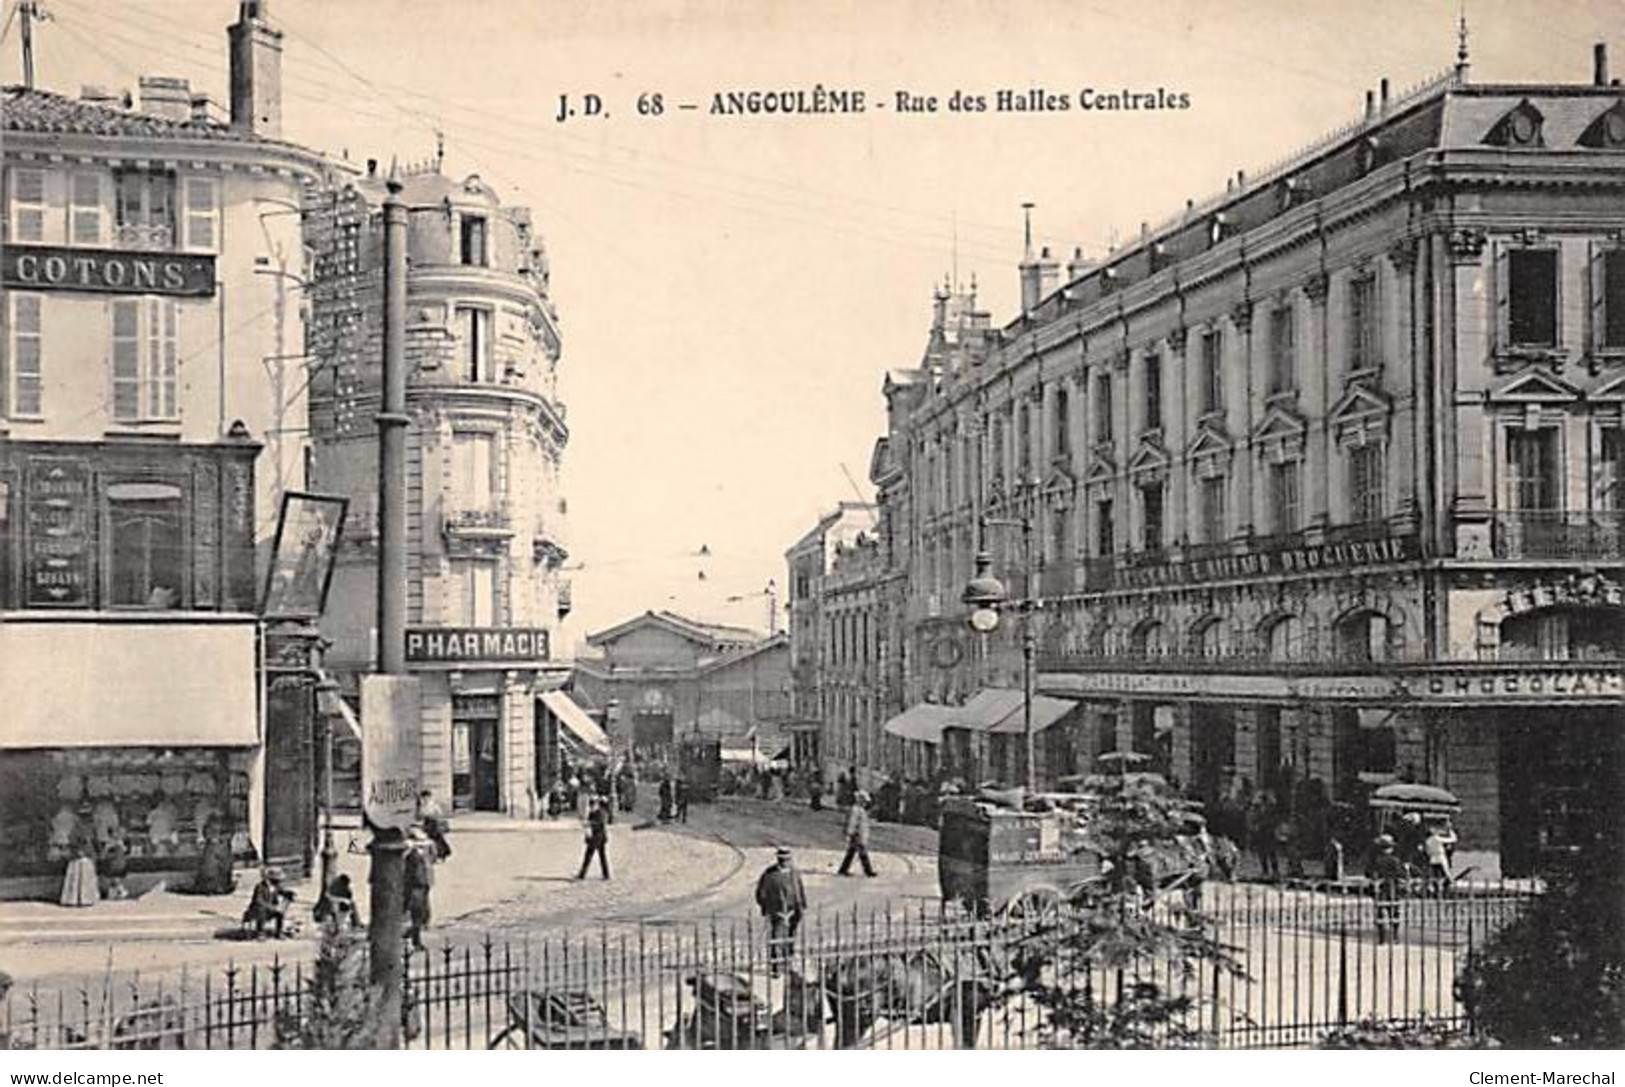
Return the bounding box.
[7,0,1621,653]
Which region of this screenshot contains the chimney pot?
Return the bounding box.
[1595,43,1610,87]
[190,93,212,123]
[1365,90,1375,118]
[1380,77,1390,106]
[138,76,191,120]
[367,158,378,177]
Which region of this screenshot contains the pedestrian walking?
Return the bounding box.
[754,847,807,977]
[1423,825,1452,892]
[837,791,876,877]
[58,814,98,908]
[658,777,675,822]
[418,789,452,860]
[404,839,434,950]
[1248,793,1279,881]
[674,777,690,823]
[577,797,611,880]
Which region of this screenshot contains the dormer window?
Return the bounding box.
[460,214,488,266]
[1485,99,1546,148]
[1579,99,1625,149]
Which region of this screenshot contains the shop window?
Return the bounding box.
[452,559,495,626]
[1201,329,1223,415]
[70,172,105,246]
[450,431,497,509]
[1348,443,1385,523]
[1268,461,1299,536]
[8,293,43,417]
[460,214,488,266]
[1348,273,1379,370]
[115,171,176,250]
[183,177,218,253]
[1140,482,1163,551]
[1094,372,1112,442]
[1506,429,1559,511]
[9,167,47,243]
[111,298,179,423]
[1143,353,1162,431]
[107,483,185,608]
[1504,248,1559,349]
[1269,303,1295,393]
[1200,475,1227,544]
[1095,497,1114,557]
[455,305,493,382]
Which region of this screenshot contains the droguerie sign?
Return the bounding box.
[2,245,215,297]
[404,626,550,664]
[1112,533,1418,591]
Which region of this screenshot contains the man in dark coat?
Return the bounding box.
[577,797,610,880]
[657,777,675,822]
[404,841,434,951]
[755,847,807,976]
[837,791,877,877]
[674,777,690,823]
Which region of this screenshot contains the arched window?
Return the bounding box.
[1265,616,1304,663]
[1335,610,1393,663]
[1131,620,1168,657]
[1192,617,1226,659]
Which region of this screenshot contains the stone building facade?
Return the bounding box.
[0,2,337,892]
[306,161,570,816]
[875,55,1625,878]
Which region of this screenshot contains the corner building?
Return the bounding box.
[878,55,1625,879]
[307,163,570,817]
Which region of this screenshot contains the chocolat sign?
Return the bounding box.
[3,245,215,297]
[405,626,550,664]
[1111,533,1418,591]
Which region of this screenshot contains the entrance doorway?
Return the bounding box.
[453,694,503,812]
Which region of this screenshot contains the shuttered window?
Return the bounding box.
[111,298,179,422]
[9,294,43,416]
[9,168,47,243]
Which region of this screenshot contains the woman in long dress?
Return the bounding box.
[59,818,99,907]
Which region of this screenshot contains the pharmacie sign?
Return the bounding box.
[1110,533,1418,591]
[2,244,215,297]
[405,626,550,664]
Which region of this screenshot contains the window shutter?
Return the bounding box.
[69,172,105,245]
[111,299,141,420]
[1494,243,1510,355]
[9,168,48,243]
[11,295,42,416]
[1589,241,1606,355]
[160,301,178,418]
[184,176,218,252]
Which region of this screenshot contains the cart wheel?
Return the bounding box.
[999,885,1062,925]
[489,1025,525,1050]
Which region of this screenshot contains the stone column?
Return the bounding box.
[1167,329,1190,543]
[1389,238,1421,533]
[1446,228,1492,556]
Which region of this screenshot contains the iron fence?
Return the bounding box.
[1,880,1534,1051]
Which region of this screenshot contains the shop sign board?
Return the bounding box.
[24,457,93,608]
[1103,533,1418,592]
[2,244,216,297]
[1402,667,1623,702]
[361,675,422,831]
[405,626,549,664]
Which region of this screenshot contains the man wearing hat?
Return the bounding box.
[577,795,611,880]
[755,847,807,976]
[837,790,876,877]
[1371,833,1407,943]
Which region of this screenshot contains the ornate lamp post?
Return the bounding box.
[962,509,1037,794]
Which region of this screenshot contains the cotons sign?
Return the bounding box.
[3,245,215,297]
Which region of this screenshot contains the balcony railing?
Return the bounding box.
[1492,511,1624,561]
[443,507,512,536]
[113,223,175,252]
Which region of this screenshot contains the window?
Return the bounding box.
[112,298,179,422]
[1599,430,1623,512]
[9,294,43,417]
[1268,461,1299,536]
[1266,616,1304,662]
[1349,273,1378,370]
[183,177,218,252]
[460,215,488,266]
[1054,385,1070,459]
[456,306,493,382]
[70,172,104,245]
[989,414,1004,482]
[1196,619,1226,658]
[115,171,176,250]
[1507,248,1558,348]
[1200,475,1226,544]
[451,431,497,508]
[1602,249,1625,351]
[1095,498,1114,556]
[9,168,47,243]
[1506,429,1559,511]
[1336,611,1392,663]
[107,483,185,608]
[1269,304,1295,392]
[1143,353,1162,430]
[1094,372,1112,442]
[1201,330,1223,414]
[452,559,495,626]
[1349,443,1385,523]
[1141,483,1163,551]
[1017,402,1031,475]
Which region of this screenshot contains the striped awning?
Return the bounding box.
[539,690,611,755]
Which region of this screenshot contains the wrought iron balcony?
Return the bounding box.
[443,506,512,536]
[113,223,175,252]
[1492,511,1624,561]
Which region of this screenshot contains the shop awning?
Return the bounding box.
[0,620,260,749]
[953,688,1027,732]
[539,690,611,755]
[881,703,955,745]
[989,694,1078,735]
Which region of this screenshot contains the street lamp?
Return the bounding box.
[313,673,343,893]
[962,506,1038,794]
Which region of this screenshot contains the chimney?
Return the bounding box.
[1596,43,1610,87]
[1365,90,1375,120]
[138,76,191,120]
[1380,78,1391,111]
[229,0,283,138]
[367,158,379,178]
[1066,246,1091,281]
[190,93,213,123]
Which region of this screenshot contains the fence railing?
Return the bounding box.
[1,881,1535,1051]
